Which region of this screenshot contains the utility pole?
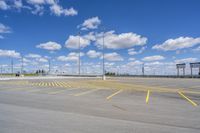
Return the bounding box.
[142,63,144,76]
[0,65,2,78]
[78,31,81,76]
[48,59,51,74]
[21,56,24,74]
[102,27,106,80]
[11,58,13,75]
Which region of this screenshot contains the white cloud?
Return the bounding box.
[175,58,198,64]
[36,41,62,51]
[142,55,165,62]
[36,57,48,63]
[14,0,23,9]
[63,7,78,16]
[87,50,101,58]
[27,0,45,5]
[96,31,147,49]
[50,4,77,16]
[127,60,143,66]
[1,0,77,16]
[0,0,9,10]
[0,23,11,33]
[26,53,41,58]
[57,52,84,62]
[0,49,20,58]
[128,46,146,55]
[79,17,101,30]
[128,57,136,61]
[152,37,200,51]
[104,52,123,61]
[65,35,91,49]
[31,5,44,15]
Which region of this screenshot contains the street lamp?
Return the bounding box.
[21,55,24,75]
[102,27,106,80]
[78,31,81,76]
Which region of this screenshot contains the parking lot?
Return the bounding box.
[0,77,200,133]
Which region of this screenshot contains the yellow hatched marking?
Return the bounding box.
[73,89,100,96]
[48,82,51,86]
[106,89,123,100]
[59,82,68,88]
[44,82,47,87]
[51,82,55,87]
[57,82,64,88]
[54,82,60,87]
[178,92,198,107]
[38,82,42,86]
[146,90,150,104]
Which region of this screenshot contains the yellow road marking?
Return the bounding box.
[61,82,71,88]
[55,82,60,87]
[51,82,55,87]
[106,89,123,100]
[57,82,62,87]
[178,92,198,107]
[38,82,42,86]
[146,90,150,104]
[73,89,100,96]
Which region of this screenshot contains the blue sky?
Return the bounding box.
[0,0,200,75]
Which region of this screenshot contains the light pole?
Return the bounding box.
[0,65,2,78]
[11,57,13,75]
[102,27,106,80]
[48,59,51,74]
[142,63,144,76]
[78,31,81,76]
[21,56,24,75]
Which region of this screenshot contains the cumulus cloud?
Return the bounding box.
[128,46,146,55]
[96,31,147,49]
[152,37,200,51]
[0,49,21,58]
[36,41,62,51]
[128,57,136,61]
[14,0,23,9]
[26,53,41,58]
[104,52,123,61]
[142,55,165,62]
[65,34,92,49]
[0,0,9,10]
[31,5,44,15]
[127,60,143,66]
[79,17,101,30]
[175,58,198,64]
[87,50,101,58]
[36,57,48,63]
[50,4,78,16]
[0,23,11,33]
[0,0,78,16]
[57,52,84,62]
